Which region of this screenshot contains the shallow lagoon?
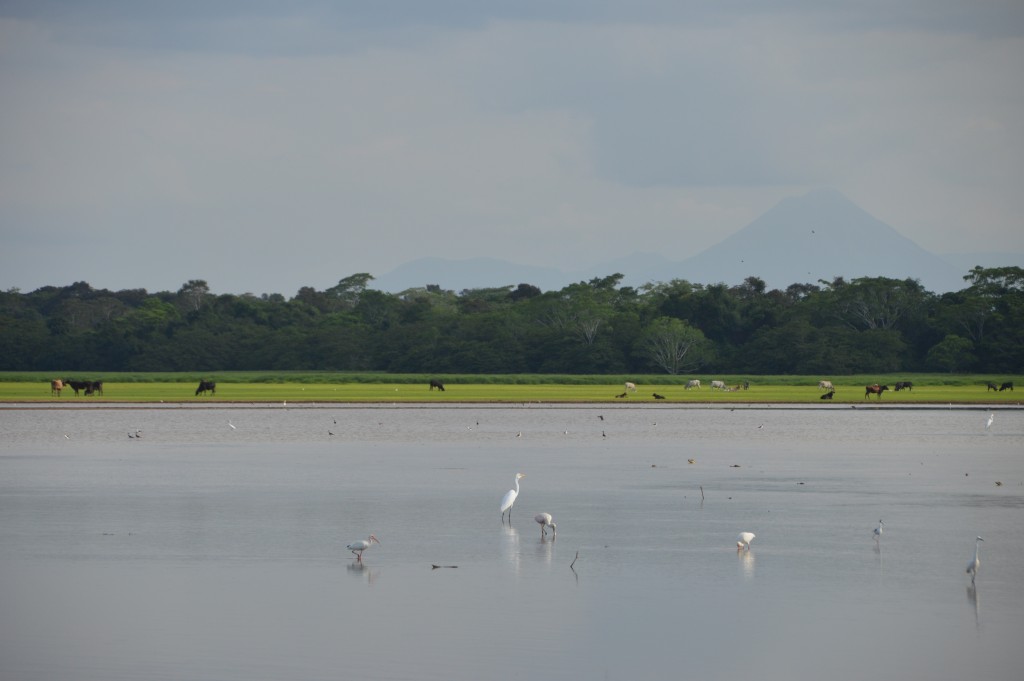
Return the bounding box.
[2,404,1023,681]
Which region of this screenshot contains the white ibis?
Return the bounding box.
[347,534,380,562]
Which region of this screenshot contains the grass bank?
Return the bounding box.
[1,372,1019,404]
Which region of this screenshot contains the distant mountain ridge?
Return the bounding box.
[371,190,1021,293]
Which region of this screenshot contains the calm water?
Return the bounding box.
[2,404,1023,681]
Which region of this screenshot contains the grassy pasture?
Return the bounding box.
[1,372,1019,404]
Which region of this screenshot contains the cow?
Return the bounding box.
[685,379,701,390]
[652,392,666,400]
[615,392,628,398]
[625,382,637,393]
[710,380,726,390]
[195,380,216,396]
[50,379,64,397]
[742,381,750,390]
[864,384,889,399]
[429,379,445,391]
[987,382,998,391]
[819,380,834,392]
[820,390,834,400]
[894,381,913,392]
[1000,382,1014,392]
[90,381,104,396]
[65,380,91,396]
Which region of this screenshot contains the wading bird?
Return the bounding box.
[986,413,994,429]
[535,513,556,537]
[347,534,380,562]
[737,532,756,550]
[874,520,884,540]
[500,473,525,524]
[967,536,984,584]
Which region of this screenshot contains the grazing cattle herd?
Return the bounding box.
[39,377,1017,400]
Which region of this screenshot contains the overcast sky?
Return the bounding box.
[2,1,1022,295]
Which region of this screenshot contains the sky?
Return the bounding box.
[2,1,1022,296]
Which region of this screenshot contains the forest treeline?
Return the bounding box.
[1,267,1021,375]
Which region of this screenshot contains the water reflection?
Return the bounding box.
[967,584,980,627]
[874,542,884,574]
[534,533,555,565]
[346,560,379,586]
[502,526,520,574]
[738,548,755,580]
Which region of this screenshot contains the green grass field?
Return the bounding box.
[1,372,1019,404]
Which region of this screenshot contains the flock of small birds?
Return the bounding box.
[67,407,999,585]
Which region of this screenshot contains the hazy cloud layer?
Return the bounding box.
[2,2,1022,295]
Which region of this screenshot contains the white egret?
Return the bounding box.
[535,512,556,537]
[986,413,994,429]
[500,473,525,524]
[737,532,756,550]
[966,536,984,584]
[347,534,380,562]
[874,520,884,540]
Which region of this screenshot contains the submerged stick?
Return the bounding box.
[431,564,458,569]
[700,485,704,501]
[570,550,579,571]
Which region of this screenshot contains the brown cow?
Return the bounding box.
[864,384,889,399]
[50,379,64,397]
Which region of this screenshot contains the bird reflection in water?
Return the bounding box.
[738,547,755,580]
[967,584,980,627]
[346,560,379,586]
[502,525,521,574]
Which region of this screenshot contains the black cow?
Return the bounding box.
[864,384,889,399]
[987,382,998,391]
[894,381,913,392]
[429,379,445,391]
[195,380,216,396]
[820,390,835,400]
[66,380,91,396]
[652,392,666,400]
[90,381,103,396]
[1000,381,1014,392]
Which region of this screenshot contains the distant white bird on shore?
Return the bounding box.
[737,532,756,550]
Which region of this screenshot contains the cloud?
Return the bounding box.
[1,2,1022,294]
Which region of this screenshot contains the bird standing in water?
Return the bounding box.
[966,536,984,584]
[500,473,525,524]
[347,534,380,562]
[737,532,756,550]
[535,512,556,538]
[874,520,884,541]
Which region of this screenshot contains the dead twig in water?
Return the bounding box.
[570,550,579,571]
[431,564,458,569]
[700,485,704,501]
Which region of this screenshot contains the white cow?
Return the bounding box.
[819,380,834,392]
[711,380,726,390]
[625,382,637,393]
[686,379,701,390]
